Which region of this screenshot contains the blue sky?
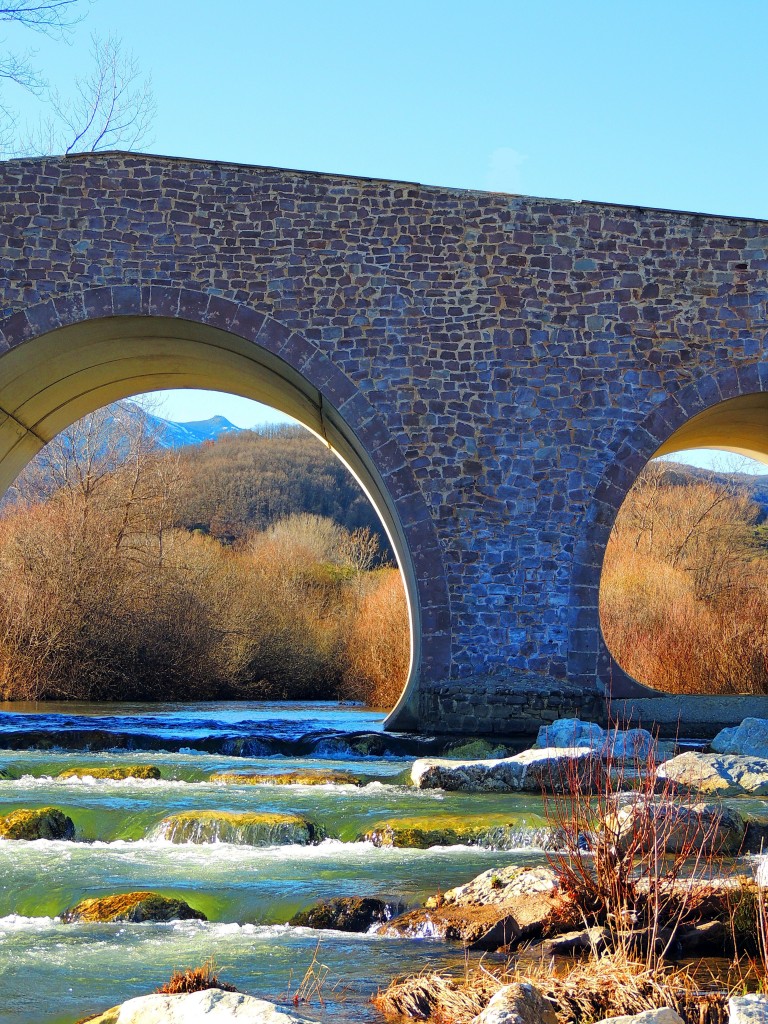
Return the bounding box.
[7,0,768,464]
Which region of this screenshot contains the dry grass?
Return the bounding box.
[156,957,237,995]
[373,969,495,1022]
[374,953,730,1024]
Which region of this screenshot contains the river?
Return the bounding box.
[0,700,548,1023]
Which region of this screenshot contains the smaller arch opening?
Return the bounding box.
[600,394,768,695]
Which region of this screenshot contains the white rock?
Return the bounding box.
[536,719,605,748]
[84,988,318,1023]
[593,1009,684,1024]
[472,982,558,1024]
[729,994,768,1024]
[411,746,604,793]
[535,719,654,759]
[713,719,768,758]
[657,751,768,796]
[427,864,558,909]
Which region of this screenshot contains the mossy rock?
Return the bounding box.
[362,819,482,849]
[360,814,550,850]
[0,806,75,840]
[149,810,319,845]
[62,890,206,923]
[210,769,361,787]
[444,739,510,760]
[58,765,161,781]
[290,896,398,932]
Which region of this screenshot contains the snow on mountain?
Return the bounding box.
[147,411,244,449]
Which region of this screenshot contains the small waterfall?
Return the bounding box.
[147,810,317,846]
[476,824,565,851]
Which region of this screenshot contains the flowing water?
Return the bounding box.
[0,701,550,1023]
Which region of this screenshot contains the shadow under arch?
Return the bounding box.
[569,361,768,704]
[0,285,452,730]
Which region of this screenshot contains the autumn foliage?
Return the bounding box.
[600,462,768,694]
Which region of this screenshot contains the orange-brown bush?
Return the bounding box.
[342,568,410,709]
[600,462,768,694]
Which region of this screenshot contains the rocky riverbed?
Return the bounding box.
[3,704,768,1023]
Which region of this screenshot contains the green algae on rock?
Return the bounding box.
[148,810,318,845]
[360,814,553,850]
[290,896,397,932]
[443,739,511,760]
[62,890,206,923]
[58,765,162,780]
[0,806,75,840]
[209,769,361,786]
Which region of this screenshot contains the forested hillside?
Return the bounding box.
[175,426,386,547]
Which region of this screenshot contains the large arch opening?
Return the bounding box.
[600,393,768,697]
[0,302,437,729]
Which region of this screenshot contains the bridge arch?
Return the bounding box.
[0,285,451,729]
[570,361,768,700]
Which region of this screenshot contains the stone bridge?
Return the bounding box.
[3,152,768,736]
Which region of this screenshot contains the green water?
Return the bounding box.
[0,702,547,1023]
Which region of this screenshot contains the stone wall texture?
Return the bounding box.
[2,152,768,733]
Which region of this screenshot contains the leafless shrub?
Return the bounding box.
[543,733,732,969]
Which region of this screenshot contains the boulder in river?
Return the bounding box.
[411,747,604,793]
[657,751,768,796]
[535,719,655,759]
[210,769,360,786]
[58,765,161,780]
[712,719,768,758]
[290,896,399,932]
[0,806,75,840]
[62,890,206,923]
[148,810,318,845]
[220,737,274,757]
[607,797,746,854]
[380,865,567,951]
[80,988,315,1023]
[360,814,553,850]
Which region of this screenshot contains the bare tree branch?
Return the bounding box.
[0,0,82,92]
[20,33,155,154]
[1,3,155,158]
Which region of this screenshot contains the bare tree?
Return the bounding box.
[0,1,155,158]
[28,33,155,154]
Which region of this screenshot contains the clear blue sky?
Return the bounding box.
[8,0,768,463]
